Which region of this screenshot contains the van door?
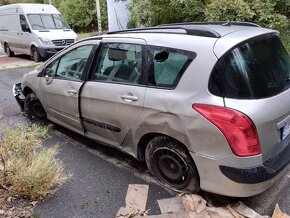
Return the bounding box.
[18,14,31,55]
[80,38,146,147]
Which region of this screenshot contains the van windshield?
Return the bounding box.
[209,35,290,99]
[27,14,70,30]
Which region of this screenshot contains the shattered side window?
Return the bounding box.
[147,46,196,88]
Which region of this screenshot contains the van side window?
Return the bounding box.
[94,43,143,85]
[19,15,29,32]
[147,47,196,88]
[45,45,94,80]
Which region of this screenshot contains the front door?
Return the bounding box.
[40,43,95,133]
[81,38,146,147]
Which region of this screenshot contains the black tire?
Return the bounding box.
[4,43,14,57]
[31,47,42,62]
[24,93,47,121]
[145,136,200,193]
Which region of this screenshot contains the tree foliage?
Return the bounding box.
[126,0,208,27]
[59,0,107,32]
[125,0,289,32]
[205,0,289,31]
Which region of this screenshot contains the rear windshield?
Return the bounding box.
[27,14,70,30]
[209,35,290,99]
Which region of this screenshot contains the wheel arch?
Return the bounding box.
[22,86,34,97]
[30,44,36,54]
[137,132,194,163]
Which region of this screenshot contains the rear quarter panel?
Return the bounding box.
[224,87,290,161]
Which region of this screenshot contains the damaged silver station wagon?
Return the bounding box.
[13,22,290,197]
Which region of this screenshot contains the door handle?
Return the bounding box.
[67,89,77,94]
[120,95,138,102]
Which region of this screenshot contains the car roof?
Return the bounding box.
[85,22,278,57]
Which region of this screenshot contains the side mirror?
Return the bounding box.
[37,68,46,77]
[45,75,53,85]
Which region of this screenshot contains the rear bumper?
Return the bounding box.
[12,83,25,111]
[220,135,290,184]
[191,136,290,197]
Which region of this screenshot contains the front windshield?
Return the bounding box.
[27,14,70,30]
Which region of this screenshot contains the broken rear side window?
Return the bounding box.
[147,47,196,88]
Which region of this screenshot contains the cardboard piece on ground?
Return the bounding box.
[117,187,288,218]
[272,204,290,218]
[180,194,236,218]
[226,204,246,218]
[230,201,269,218]
[181,194,207,213]
[206,206,236,218]
[116,184,149,218]
[136,212,191,218]
[157,197,184,214]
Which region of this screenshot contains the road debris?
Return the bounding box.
[116,184,149,217]
[116,184,290,218]
[272,204,290,218]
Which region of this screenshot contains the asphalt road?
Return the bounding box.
[0,66,289,217]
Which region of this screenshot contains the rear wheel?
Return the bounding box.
[4,43,14,57]
[31,47,42,62]
[24,93,47,121]
[145,136,200,193]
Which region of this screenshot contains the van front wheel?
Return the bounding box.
[5,43,14,57]
[31,47,42,62]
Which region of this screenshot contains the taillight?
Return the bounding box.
[192,104,261,157]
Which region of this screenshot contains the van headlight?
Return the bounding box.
[39,37,52,45]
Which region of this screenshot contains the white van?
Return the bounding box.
[0,3,77,62]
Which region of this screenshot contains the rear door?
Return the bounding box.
[80,38,146,147]
[40,41,96,133]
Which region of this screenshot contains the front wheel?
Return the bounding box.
[24,93,47,121]
[145,136,200,193]
[31,47,42,62]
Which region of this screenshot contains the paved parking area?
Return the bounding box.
[0,46,38,70]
